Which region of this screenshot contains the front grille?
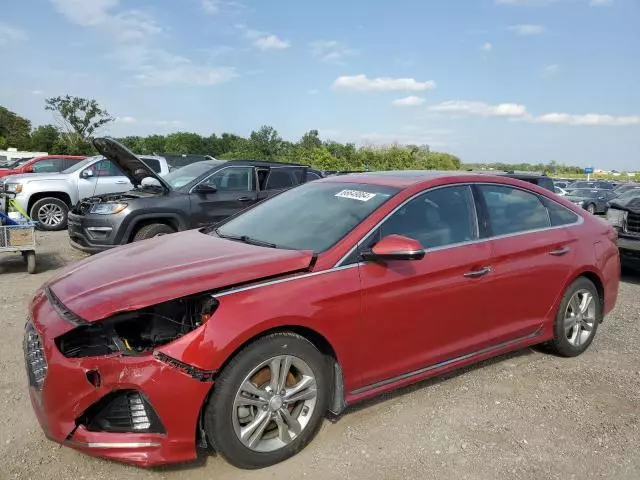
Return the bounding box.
[24,321,48,390]
[80,390,165,433]
[626,212,640,235]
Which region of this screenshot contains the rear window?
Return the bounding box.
[141,158,161,173]
[479,185,550,236]
[542,198,581,226]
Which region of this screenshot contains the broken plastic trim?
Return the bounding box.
[154,352,216,382]
[45,286,89,326]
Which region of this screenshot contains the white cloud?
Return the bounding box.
[531,113,640,126]
[201,0,248,15]
[590,0,613,6]
[311,40,357,64]
[541,64,560,77]
[481,42,493,51]
[115,116,137,124]
[31,89,44,96]
[508,24,546,35]
[430,100,528,117]
[392,96,426,107]
[236,24,290,51]
[332,74,436,92]
[0,22,28,46]
[201,0,221,14]
[254,34,289,51]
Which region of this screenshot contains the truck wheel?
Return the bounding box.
[133,223,175,242]
[30,198,69,231]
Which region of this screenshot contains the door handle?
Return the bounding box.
[549,247,570,256]
[237,197,252,202]
[464,266,492,278]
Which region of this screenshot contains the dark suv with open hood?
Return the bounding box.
[68,138,321,253]
[605,189,640,269]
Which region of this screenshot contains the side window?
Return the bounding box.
[265,168,296,190]
[32,159,64,173]
[379,185,478,249]
[63,159,79,170]
[82,160,125,177]
[203,167,254,192]
[541,198,580,226]
[479,185,550,236]
[141,158,161,173]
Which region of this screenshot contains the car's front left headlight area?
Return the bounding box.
[89,203,128,215]
[4,182,23,193]
[55,294,218,359]
[606,208,627,228]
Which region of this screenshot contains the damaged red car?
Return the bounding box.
[25,138,620,469]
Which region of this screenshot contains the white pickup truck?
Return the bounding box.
[1,154,170,230]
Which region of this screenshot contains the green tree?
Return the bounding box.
[164,132,206,154]
[142,135,167,154]
[299,129,322,150]
[249,125,283,159]
[45,95,113,139]
[0,106,32,150]
[29,124,60,152]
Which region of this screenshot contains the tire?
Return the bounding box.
[547,277,600,357]
[30,198,69,231]
[204,333,330,469]
[132,223,175,242]
[26,251,36,274]
[586,203,596,215]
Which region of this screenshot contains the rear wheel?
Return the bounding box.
[547,277,600,357]
[586,203,596,214]
[30,198,69,231]
[132,223,175,242]
[204,333,330,469]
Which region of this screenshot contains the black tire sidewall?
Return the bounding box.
[552,277,600,357]
[205,333,331,469]
[587,203,596,214]
[30,198,69,231]
[133,223,175,241]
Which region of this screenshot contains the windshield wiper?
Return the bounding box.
[215,229,278,248]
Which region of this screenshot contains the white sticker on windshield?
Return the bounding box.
[335,189,377,202]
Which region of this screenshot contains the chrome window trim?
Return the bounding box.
[334,181,584,268]
[214,263,360,299]
[189,165,256,194]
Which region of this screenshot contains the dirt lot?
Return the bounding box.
[1,231,639,480]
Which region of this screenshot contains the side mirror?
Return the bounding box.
[81,169,94,179]
[194,183,217,195]
[361,234,425,262]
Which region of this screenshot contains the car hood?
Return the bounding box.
[93,137,171,192]
[609,195,640,213]
[46,229,315,322]
[2,172,65,183]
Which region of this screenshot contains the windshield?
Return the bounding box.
[163,160,224,188]
[8,158,32,169]
[215,182,399,252]
[570,189,599,198]
[62,156,100,174]
[614,188,640,202]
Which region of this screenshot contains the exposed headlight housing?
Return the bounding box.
[606,208,627,228]
[90,203,127,215]
[4,183,22,193]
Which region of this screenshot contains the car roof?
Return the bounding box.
[222,159,310,168]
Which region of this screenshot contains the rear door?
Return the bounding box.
[190,166,258,226]
[261,167,306,199]
[475,184,577,344]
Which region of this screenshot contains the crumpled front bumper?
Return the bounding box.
[26,291,213,467]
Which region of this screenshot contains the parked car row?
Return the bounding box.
[23,137,621,470]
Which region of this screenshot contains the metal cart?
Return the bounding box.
[0,193,37,274]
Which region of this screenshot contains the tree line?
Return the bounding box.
[0,96,585,174]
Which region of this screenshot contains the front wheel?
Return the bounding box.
[204,333,330,469]
[547,277,600,357]
[586,203,596,215]
[132,223,175,242]
[30,198,69,231]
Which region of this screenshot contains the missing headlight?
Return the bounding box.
[56,295,218,358]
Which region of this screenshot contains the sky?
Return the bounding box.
[0,0,639,170]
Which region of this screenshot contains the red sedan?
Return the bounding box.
[25,170,620,469]
[0,155,86,178]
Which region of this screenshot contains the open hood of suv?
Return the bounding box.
[609,194,640,213]
[93,137,171,191]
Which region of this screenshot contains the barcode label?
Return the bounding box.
[335,189,377,202]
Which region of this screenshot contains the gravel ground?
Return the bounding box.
[1,231,639,480]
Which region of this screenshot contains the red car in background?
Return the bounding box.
[0,155,86,178]
[24,147,620,470]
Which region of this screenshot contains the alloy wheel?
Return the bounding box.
[37,203,64,227]
[232,355,318,452]
[564,289,596,347]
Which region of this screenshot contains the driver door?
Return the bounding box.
[190,166,259,226]
[77,160,132,201]
[355,185,494,390]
